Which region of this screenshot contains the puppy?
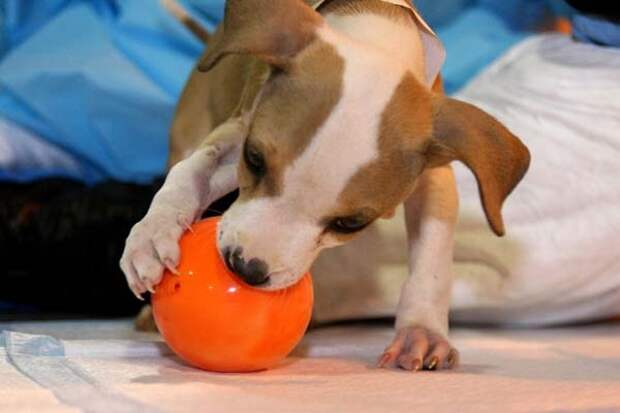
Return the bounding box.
[121,0,530,371]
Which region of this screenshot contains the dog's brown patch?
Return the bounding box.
[328,72,433,241]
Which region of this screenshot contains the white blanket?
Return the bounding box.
[311,34,620,326]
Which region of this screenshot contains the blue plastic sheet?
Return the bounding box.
[0,0,568,184]
[0,0,219,183]
[437,8,527,94]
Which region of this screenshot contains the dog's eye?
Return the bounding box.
[328,216,369,234]
[244,143,266,176]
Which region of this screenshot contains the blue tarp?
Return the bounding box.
[0,0,570,184]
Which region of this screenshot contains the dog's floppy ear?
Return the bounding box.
[426,96,531,236]
[198,0,323,72]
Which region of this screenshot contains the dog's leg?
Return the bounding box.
[120,119,246,299]
[378,165,459,371]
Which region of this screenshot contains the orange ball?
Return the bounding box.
[152,217,313,373]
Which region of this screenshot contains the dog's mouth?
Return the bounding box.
[257,269,298,291]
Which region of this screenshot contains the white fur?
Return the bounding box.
[396,215,454,335]
[395,166,458,338]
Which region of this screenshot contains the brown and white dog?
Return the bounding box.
[120,0,530,371]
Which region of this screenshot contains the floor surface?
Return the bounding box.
[1,320,619,412]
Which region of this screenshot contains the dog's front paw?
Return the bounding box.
[120,210,189,299]
[378,325,458,371]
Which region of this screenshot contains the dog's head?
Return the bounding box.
[201,0,530,289]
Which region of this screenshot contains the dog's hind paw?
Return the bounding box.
[377,325,458,371]
[135,305,159,332]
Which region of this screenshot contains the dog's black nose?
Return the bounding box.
[223,247,269,286]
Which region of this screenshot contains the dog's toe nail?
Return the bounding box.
[165,260,179,275]
[427,356,439,370]
[412,359,422,372]
[377,352,391,368]
[447,350,458,368]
